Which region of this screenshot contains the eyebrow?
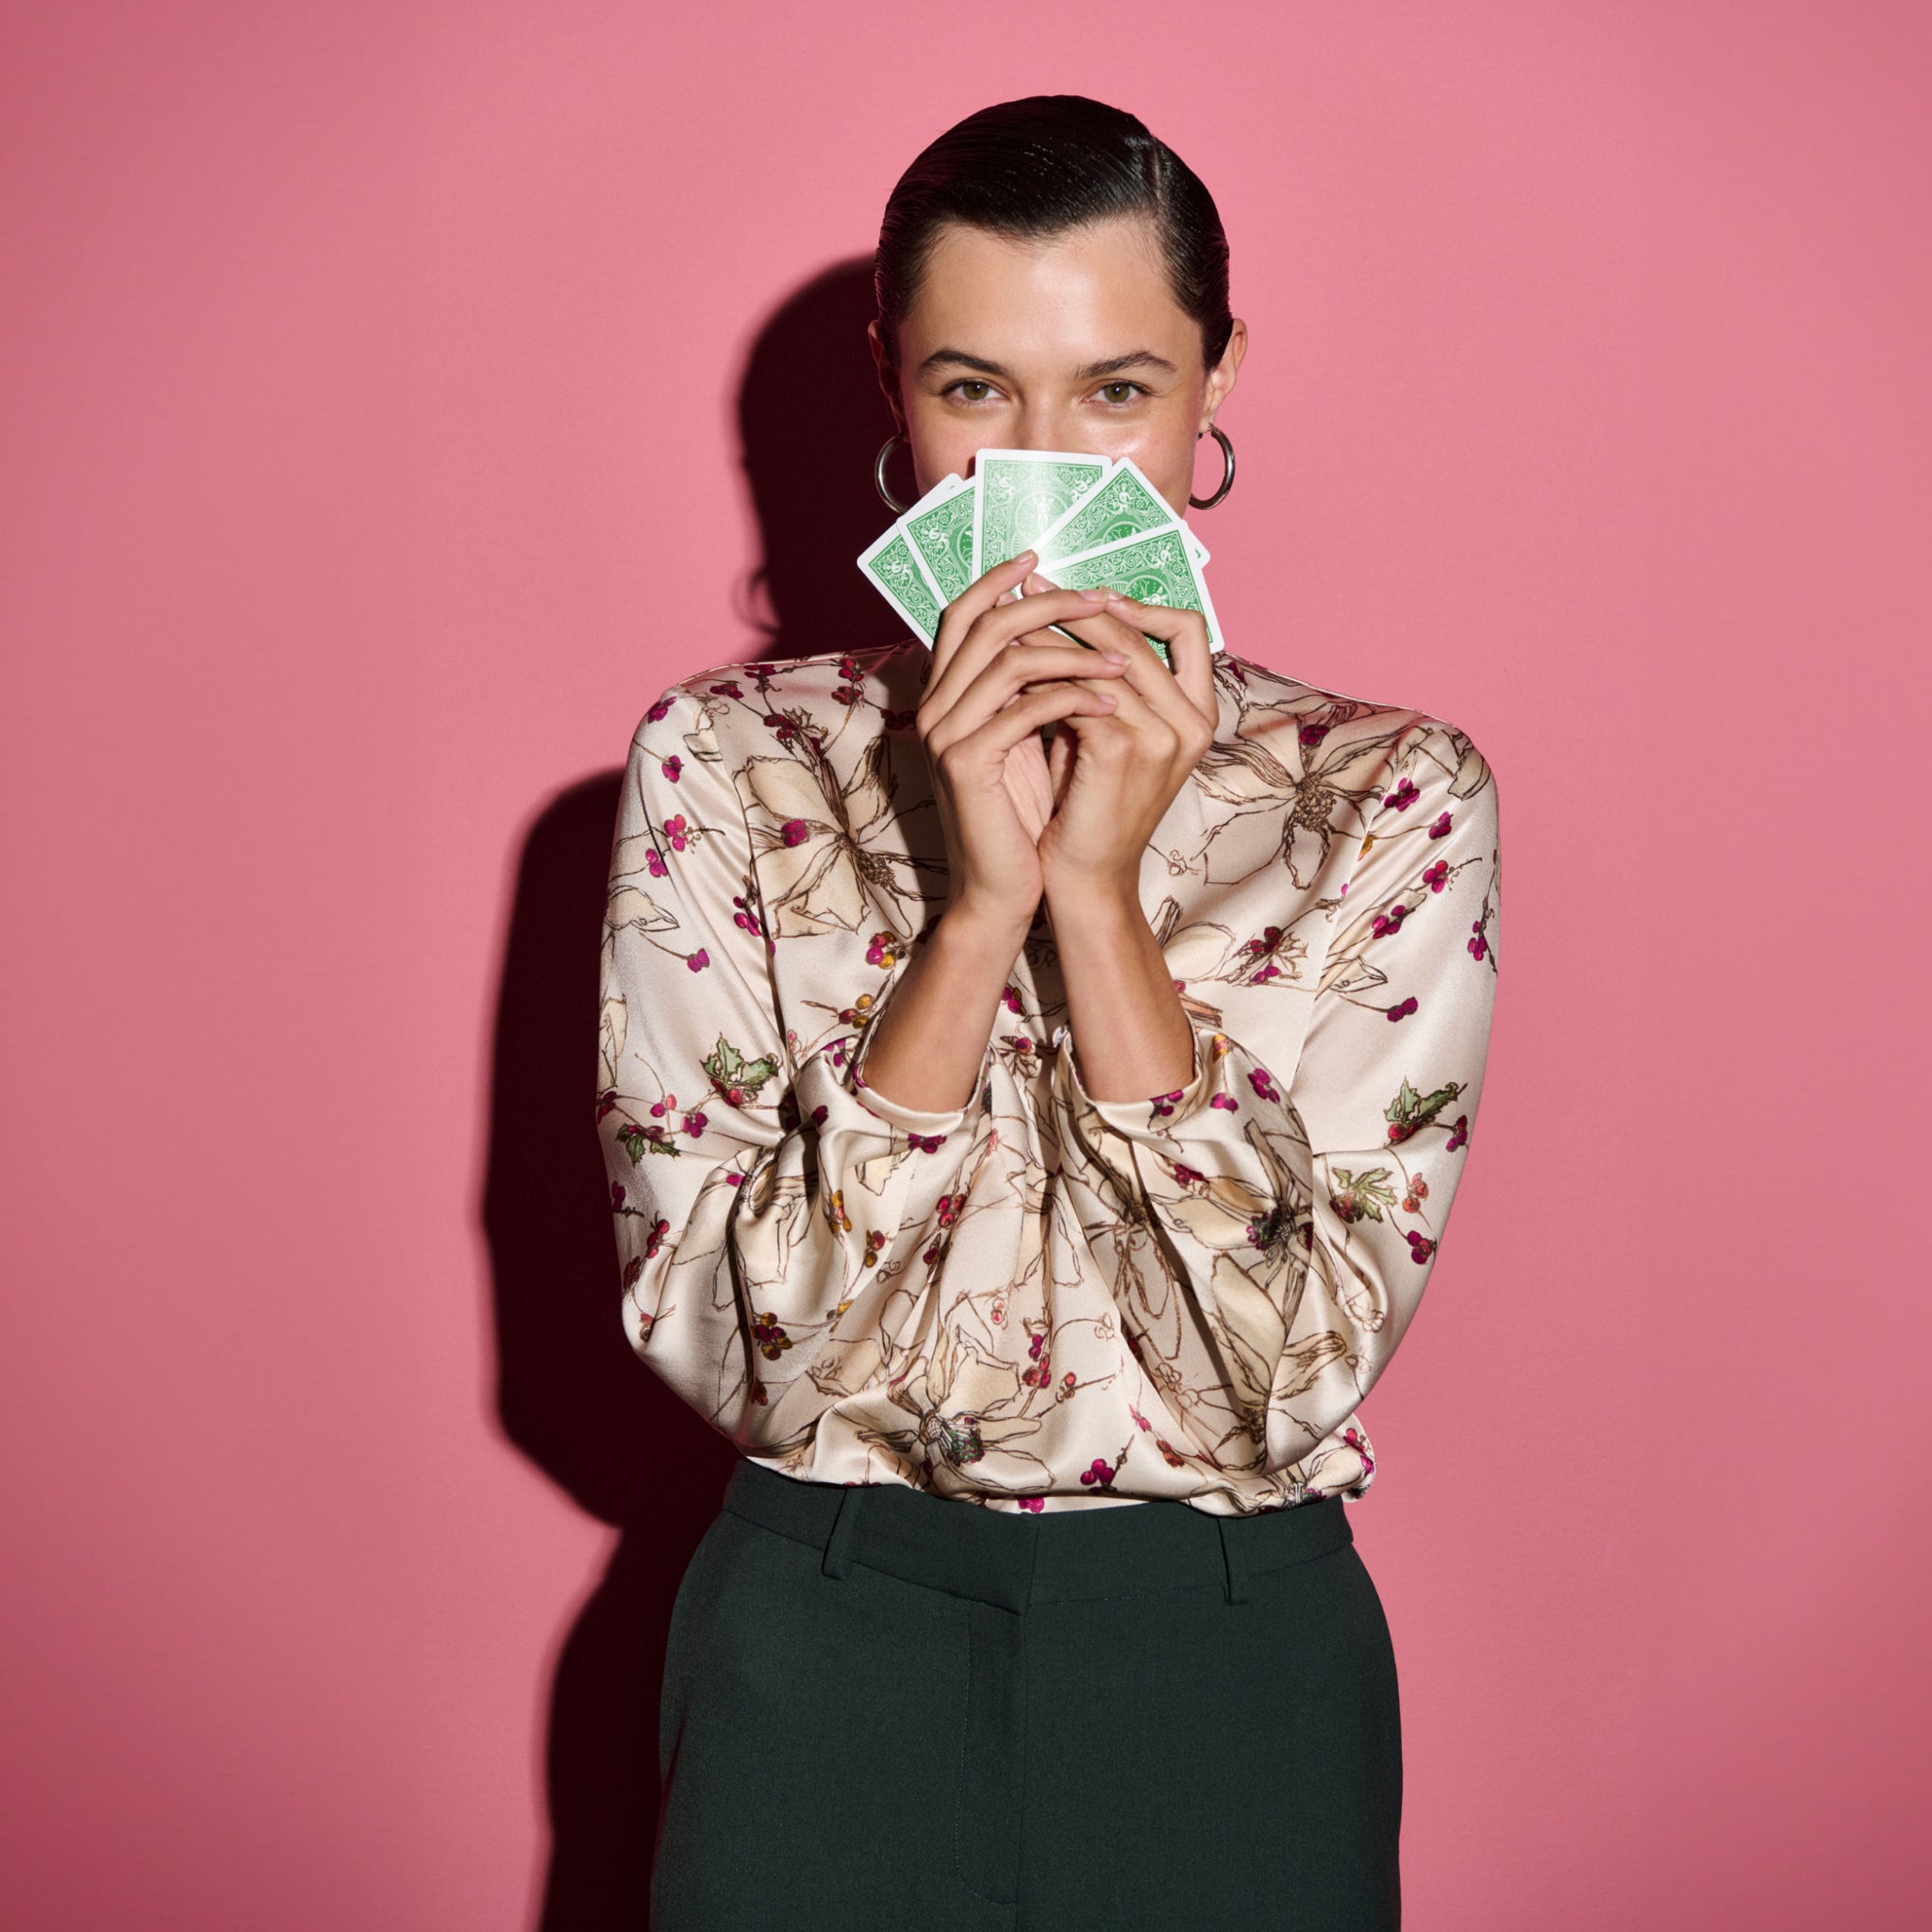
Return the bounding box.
[918,347,1179,380]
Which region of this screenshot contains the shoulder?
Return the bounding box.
[1215,650,1497,812]
[626,641,925,753]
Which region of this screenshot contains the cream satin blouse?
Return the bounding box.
[597,638,1500,1515]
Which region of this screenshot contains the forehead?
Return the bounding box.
[904,217,1198,366]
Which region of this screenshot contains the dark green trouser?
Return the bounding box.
[653,1460,1403,1930]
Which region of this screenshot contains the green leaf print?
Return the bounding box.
[703,1034,779,1107]
[1385,1076,1463,1143]
[616,1122,680,1163]
[1330,1167,1398,1224]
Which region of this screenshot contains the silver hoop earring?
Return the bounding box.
[1189,424,1236,510]
[874,433,914,513]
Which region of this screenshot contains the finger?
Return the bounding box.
[943,678,1123,769]
[922,586,1123,724]
[1025,578,1213,749]
[930,548,1040,680]
[1091,590,1217,723]
[927,640,1130,755]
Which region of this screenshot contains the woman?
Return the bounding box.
[598,94,1501,1930]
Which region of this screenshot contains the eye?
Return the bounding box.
[943,379,997,404]
[1094,381,1149,407]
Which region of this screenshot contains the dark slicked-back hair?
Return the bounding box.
[874,95,1233,369]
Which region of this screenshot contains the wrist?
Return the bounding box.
[1041,874,1145,929]
[939,894,1039,959]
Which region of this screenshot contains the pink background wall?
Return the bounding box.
[5,2,1926,1924]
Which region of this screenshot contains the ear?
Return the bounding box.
[1197,317,1248,436]
[867,318,908,433]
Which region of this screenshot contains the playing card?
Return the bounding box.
[1038,525,1224,655]
[972,448,1110,575]
[1033,455,1190,569]
[900,472,976,604]
[856,523,943,644]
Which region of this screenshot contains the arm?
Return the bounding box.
[1052,720,1502,1474]
[596,688,993,1449]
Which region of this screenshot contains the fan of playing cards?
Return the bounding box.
[857,448,1221,669]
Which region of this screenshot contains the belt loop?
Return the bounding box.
[1215,1515,1251,1605]
[823,1484,864,1581]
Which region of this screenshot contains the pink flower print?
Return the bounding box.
[1386,995,1418,1022]
[808,1104,828,1131]
[610,1181,627,1210]
[907,1131,945,1153]
[1022,1332,1052,1389]
[661,815,690,852]
[1402,1173,1429,1213]
[595,1087,619,1122]
[1405,1229,1436,1264]
[644,1215,669,1258]
[1058,1371,1077,1399]
[838,655,861,682]
[1001,984,1024,1015]
[1446,1114,1470,1152]
[1427,810,1453,840]
[750,1379,768,1405]
[1468,921,1489,961]
[649,1094,676,1121]
[1174,1161,1203,1186]
[780,818,810,847]
[751,1312,792,1360]
[659,755,683,784]
[833,682,862,708]
[1299,720,1331,748]
[1208,1091,1238,1113]
[1383,776,1420,812]
[622,1254,643,1291]
[1129,1404,1151,1432]
[826,1190,851,1234]
[1249,1067,1282,1104]
[862,1229,887,1267]
[708,681,743,698]
[935,1192,962,1228]
[1422,859,1449,892]
[1342,1424,1375,1475]
[1016,1495,1044,1513]
[645,695,674,723]
[682,1109,708,1138]
[865,931,901,969]
[686,948,709,973]
[645,848,667,878]
[1148,1087,1186,1120]
[633,1308,654,1342]
[1079,1457,1117,1490]
[1372,902,1409,940]
[883,708,916,731]
[1155,1437,1188,1469]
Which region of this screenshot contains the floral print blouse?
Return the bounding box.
[597,638,1500,1515]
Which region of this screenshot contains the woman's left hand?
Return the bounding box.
[1023,577,1220,901]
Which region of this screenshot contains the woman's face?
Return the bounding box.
[870,215,1245,519]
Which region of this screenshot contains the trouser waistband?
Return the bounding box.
[720,1457,1353,1611]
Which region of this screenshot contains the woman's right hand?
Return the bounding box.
[916,550,1131,934]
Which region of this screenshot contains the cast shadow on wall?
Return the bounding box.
[480,258,898,1931]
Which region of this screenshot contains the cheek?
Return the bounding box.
[905,406,983,496]
[1114,413,1199,510]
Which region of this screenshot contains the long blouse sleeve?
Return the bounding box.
[596,687,993,1452]
[1051,718,1501,1480]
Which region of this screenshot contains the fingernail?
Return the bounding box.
[1103,652,1127,666]
[1016,549,1037,565]
[1081,586,1108,602]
